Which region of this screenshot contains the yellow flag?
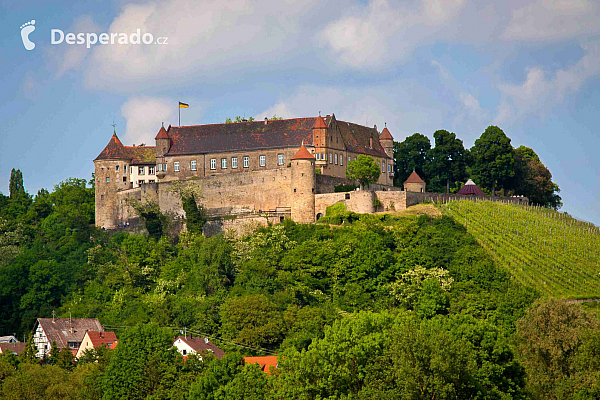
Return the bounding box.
[179,102,189,108]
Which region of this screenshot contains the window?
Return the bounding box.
[243,156,249,168]
[191,160,197,171]
[278,154,284,165]
[382,162,385,173]
[388,165,392,173]
[221,158,227,169]
[149,179,155,183]
[139,166,145,175]
[124,165,128,173]
[315,153,320,161]
[182,349,187,356]
[260,155,266,166]
[340,154,343,166]
[174,162,180,172]
[329,153,333,163]
[232,157,238,168]
[115,165,119,171]
[149,166,155,175]
[335,154,338,164]
[101,195,104,200]
[158,164,162,172]
[123,177,126,182]
[210,159,216,170]
[106,177,110,182]
[163,163,167,171]
[138,180,144,185]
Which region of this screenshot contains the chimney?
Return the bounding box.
[374,124,377,131]
[52,310,56,323]
[204,337,209,344]
[264,117,268,125]
[369,137,373,148]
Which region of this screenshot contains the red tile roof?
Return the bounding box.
[155,126,169,140]
[380,127,393,140]
[291,143,315,160]
[95,133,156,164]
[404,171,425,184]
[457,179,486,196]
[37,318,104,350]
[85,331,118,349]
[313,115,327,129]
[174,336,225,359]
[335,119,391,159]
[244,356,278,375]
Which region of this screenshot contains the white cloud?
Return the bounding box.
[49,15,100,77]
[121,97,207,144]
[494,41,600,124]
[503,0,600,41]
[459,92,481,115]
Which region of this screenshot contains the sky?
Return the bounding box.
[1,0,599,224]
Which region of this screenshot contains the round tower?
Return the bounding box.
[291,143,316,223]
[379,124,394,158]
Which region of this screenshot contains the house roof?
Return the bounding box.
[84,331,118,349]
[404,170,425,184]
[291,143,315,160]
[313,115,327,129]
[244,356,278,375]
[334,119,391,159]
[95,133,156,164]
[174,336,225,359]
[0,335,17,343]
[164,118,317,156]
[379,127,393,140]
[37,318,104,349]
[457,179,486,196]
[155,126,169,140]
[0,342,26,355]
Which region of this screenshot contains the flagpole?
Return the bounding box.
[179,105,181,127]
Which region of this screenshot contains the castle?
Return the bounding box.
[94,113,528,233]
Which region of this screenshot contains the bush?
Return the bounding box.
[334,184,358,193]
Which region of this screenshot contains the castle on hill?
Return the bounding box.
[94,113,527,233]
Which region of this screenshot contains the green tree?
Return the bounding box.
[514,146,562,209]
[128,200,169,239]
[426,130,469,193]
[9,169,25,199]
[182,194,207,234]
[393,133,431,187]
[346,155,381,190]
[19,333,37,364]
[470,126,515,195]
[48,341,60,365]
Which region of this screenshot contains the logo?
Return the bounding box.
[20,20,36,50]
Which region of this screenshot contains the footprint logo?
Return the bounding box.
[20,20,36,50]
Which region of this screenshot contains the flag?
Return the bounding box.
[179,102,189,108]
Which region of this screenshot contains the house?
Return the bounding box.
[172,336,224,359]
[75,331,118,359]
[244,356,278,375]
[0,335,18,343]
[0,342,26,355]
[33,317,104,358]
[404,170,426,192]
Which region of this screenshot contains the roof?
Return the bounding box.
[155,126,169,140]
[458,179,486,196]
[404,170,425,184]
[0,335,17,343]
[37,318,104,349]
[313,115,327,129]
[174,336,225,359]
[291,143,315,160]
[95,133,156,164]
[0,342,26,355]
[244,356,278,375]
[334,119,391,159]
[84,331,118,349]
[164,118,316,156]
[380,127,393,140]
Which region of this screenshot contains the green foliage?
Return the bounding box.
[470,126,515,195]
[426,130,469,193]
[393,133,431,187]
[442,200,600,298]
[346,155,381,190]
[128,200,169,239]
[325,201,346,216]
[182,194,207,234]
[333,184,358,192]
[514,146,562,209]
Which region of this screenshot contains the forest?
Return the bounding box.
[0,125,595,399]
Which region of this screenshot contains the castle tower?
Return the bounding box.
[155,125,170,179]
[94,132,130,229]
[312,114,327,171]
[291,143,316,223]
[404,170,426,193]
[379,124,394,158]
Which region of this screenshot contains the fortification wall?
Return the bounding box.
[315,174,399,194]
[203,214,287,237]
[315,190,376,217]
[157,168,294,218]
[374,191,407,212]
[115,183,160,225]
[406,192,529,207]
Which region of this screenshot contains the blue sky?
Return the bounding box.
[1,0,599,224]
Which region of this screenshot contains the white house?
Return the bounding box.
[173,336,224,359]
[34,317,104,358]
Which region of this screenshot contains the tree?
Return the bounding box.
[393,133,431,187]
[9,169,25,199]
[514,146,562,209]
[470,126,515,195]
[182,194,207,234]
[127,199,169,239]
[19,333,37,364]
[346,155,381,190]
[426,130,469,193]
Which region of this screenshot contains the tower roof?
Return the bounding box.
[94,133,129,161]
[155,126,169,140]
[404,170,425,184]
[380,127,393,140]
[457,179,486,196]
[291,143,315,160]
[312,115,327,129]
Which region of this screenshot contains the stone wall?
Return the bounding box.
[374,191,407,212]
[315,174,399,194]
[315,190,376,217]
[203,214,287,237]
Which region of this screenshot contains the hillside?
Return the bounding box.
[441,200,600,299]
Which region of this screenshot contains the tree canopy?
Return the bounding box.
[346,155,381,190]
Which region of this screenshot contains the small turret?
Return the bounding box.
[155,125,170,158]
[379,123,394,159]
[312,113,327,148]
[291,143,316,223]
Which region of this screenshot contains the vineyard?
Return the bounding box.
[440,200,600,299]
